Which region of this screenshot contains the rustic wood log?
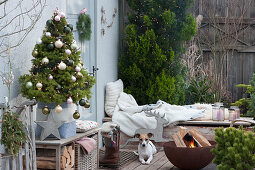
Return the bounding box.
[179,126,188,138]
[61,146,75,170]
[189,128,211,147]
[172,132,186,147]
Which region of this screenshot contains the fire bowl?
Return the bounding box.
[163,141,216,170]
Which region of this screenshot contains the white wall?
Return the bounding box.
[0,0,66,105]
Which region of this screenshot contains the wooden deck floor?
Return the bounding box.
[100,151,174,170]
[99,150,217,170]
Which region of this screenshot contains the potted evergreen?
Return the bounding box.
[19,9,95,139]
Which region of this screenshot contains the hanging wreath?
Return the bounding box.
[76,9,92,42]
[1,110,26,155]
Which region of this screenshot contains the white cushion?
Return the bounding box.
[105,79,123,116]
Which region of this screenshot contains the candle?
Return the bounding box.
[229,109,237,121]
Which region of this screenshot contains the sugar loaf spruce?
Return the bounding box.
[19,9,95,119]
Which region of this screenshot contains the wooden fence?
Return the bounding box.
[0,99,37,170]
[120,0,255,102]
[191,0,255,101]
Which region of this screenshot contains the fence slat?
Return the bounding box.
[11,156,16,170]
[29,106,37,170]
[5,157,9,170]
[18,148,23,170]
[25,143,29,170]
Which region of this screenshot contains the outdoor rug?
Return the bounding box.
[99,149,138,169]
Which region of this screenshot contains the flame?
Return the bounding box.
[189,140,196,148]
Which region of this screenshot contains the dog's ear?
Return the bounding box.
[147,133,153,138]
[134,134,140,138]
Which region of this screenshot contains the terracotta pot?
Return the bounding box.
[163,141,216,170]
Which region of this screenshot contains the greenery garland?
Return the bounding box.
[76,13,92,41]
[1,111,26,155]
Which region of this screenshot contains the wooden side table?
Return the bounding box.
[35,128,100,170]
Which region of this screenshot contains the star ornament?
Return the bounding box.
[35,113,64,140]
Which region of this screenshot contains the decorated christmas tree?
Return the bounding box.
[19,9,95,120]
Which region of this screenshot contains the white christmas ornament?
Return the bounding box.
[41,57,49,64]
[71,75,76,82]
[71,43,78,50]
[58,61,66,70]
[55,15,60,21]
[55,105,63,113]
[59,12,65,18]
[67,97,73,104]
[36,82,43,90]
[55,39,63,48]
[45,32,51,37]
[36,38,42,44]
[65,49,71,55]
[48,74,53,80]
[77,63,82,68]
[75,66,81,72]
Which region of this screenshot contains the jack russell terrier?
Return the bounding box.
[135,133,157,164]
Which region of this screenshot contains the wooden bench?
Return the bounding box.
[103,116,254,148]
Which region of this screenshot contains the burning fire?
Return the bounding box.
[189,140,197,148]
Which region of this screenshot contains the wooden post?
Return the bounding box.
[29,105,37,170]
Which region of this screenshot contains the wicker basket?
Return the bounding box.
[75,133,98,170]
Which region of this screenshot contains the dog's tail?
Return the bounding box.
[133,151,139,156]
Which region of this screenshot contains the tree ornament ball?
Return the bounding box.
[46,20,53,27]
[59,12,65,18]
[79,99,86,106]
[36,38,42,45]
[45,32,51,37]
[67,59,74,66]
[42,106,50,115]
[55,39,63,48]
[84,100,90,108]
[41,57,49,64]
[58,61,66,70]
[47,43,54,50]
[36,82,43,90]
[57,84,62,89]
[26,82,33,89]
[71,43,78,50]
[54,15,61,21]
[65,49,71,56]
[48,74,53,80]
[76,72,83,79]
[55,105,63,113]
[75,66,81,72]
[67,24,73,31]
[67,97,73,104]
[73,110,80,119]
[32,50,38,57]
[71,75,76,82]
[64,26,71,34]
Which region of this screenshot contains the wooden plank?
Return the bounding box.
[18,148,23,170]
[25,143,30,170]
[133,152,166,170]
[146,153,169,170]
[11,156,16,170]
[158,160,174,170]
[35,128,100,145]
[29,105,37,170]
[5,156,10,170]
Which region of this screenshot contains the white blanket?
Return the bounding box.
[112,92,205,136]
